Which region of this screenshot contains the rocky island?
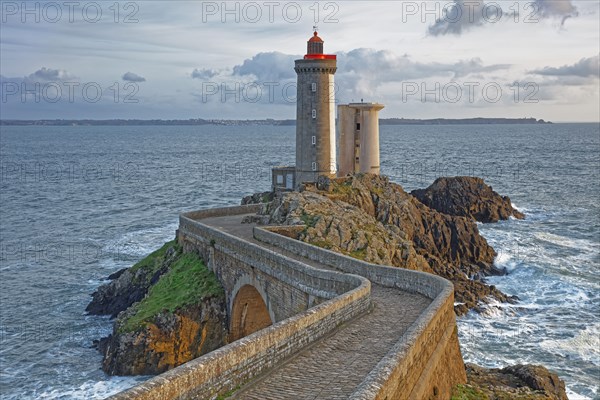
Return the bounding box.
[88,175,568,399]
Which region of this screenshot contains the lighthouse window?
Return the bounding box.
[312,162,317,171]
[312,136,316,145]
[312,109,316,118]
[356,123,361,130]
[311,83,317,92]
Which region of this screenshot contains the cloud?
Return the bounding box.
[232,52,298,82]
[333,49,512,101]
[29,67,76,82]
[338,48,510,80]
[428,0,487,36]
[192,68,219,80]
[195,48,512,106]
[0,67,78,89]
[122,72,146,82]
[530,55,599,78]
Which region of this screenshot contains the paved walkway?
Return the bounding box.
[199,214,431,400]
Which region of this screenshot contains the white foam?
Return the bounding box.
[102,222,178,259]
[535,232,599,251]
[34,376,143,400]
[540,323,600,366]
[566,388,593,400]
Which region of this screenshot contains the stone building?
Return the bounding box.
[337,102,385,176]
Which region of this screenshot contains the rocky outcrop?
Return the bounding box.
[455,363,569,400]
[98,298,227,376]
[257,174,517,315]
[241,191,275,205]
[411,177,525,223]
[263,190,431,271]
[86,243,178,318]
[88,241,228,376]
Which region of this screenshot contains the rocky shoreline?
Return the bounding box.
[88,175,568,399]
[89,241,227,375]
[249,175,521,315]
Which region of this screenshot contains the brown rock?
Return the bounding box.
[462,363,569,400]
[258,174,518,315]
[99,298,227,376]
[411,176,525,223]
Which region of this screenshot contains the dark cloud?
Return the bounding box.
[191,68,219,80]
[533,0,578,25]
[531,55,599,78]
[428,0,487,36]
[122,72,146,82]
[428,0,578,36]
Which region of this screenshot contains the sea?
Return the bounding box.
[0,123,598,399]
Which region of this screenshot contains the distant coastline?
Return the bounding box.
[0,117,551,126]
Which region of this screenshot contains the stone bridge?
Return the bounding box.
[109,204,466,400]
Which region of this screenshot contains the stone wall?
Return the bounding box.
[108,205,371,400]
[178,209,363,322]
[108,205,466,400]
[254,226,467,399]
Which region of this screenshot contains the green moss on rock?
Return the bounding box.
[121,247,224,333]
[129,240,178,283]
[452,385,489,400]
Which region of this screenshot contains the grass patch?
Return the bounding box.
[261,193,272,203]
[331,180,355,196]
[216,385,241,400]
[300,212,319,228]
[311,239,333,249]
[129,240,178,281]
[371,186,384,196]
[121,251,224,332]
[451,385,489,400]
[349,248,367,260]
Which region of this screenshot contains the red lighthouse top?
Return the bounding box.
[308,31,323,43]
[304,30,336,60]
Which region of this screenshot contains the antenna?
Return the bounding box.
[313,25,318,33]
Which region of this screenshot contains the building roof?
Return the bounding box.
[308,31,323,43]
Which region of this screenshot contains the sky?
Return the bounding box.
[0,0,599,121]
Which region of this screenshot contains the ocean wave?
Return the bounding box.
[535,232,599,251]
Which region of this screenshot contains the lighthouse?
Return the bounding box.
[271,30,384,191]
[293,29,337,188]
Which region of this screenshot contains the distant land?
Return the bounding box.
[0,117,551,126]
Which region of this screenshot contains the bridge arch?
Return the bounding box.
[229,276,274,341]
